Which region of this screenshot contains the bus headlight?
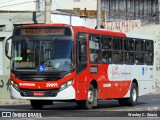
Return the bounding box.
[11,80,19,91]
[60,79,74,91]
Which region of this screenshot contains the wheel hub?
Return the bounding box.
[88,90,94,103]
[132,89,137,102]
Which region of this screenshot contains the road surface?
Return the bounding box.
[0,94,160,119]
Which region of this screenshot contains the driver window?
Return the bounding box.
[77,33,87,63]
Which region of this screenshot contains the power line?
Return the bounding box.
[11,2,37,21]
[0,1,36,8]
[0,4,45,24]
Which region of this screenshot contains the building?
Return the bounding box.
[0,11,45,98]
[0,0,37,11]
[51,0,97,10]
[0,0,97,11]
[102,0,159,24]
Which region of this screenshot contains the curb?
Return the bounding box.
[0,99,29,105]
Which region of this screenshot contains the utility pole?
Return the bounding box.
[45,0,51,24]
[36,0,40,11]
[97,0,101,29]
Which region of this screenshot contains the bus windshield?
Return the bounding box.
[11,39,74,72]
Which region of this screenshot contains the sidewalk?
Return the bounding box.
[153,87,160,94]
[0,99,29,105]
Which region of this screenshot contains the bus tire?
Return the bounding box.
[30,100,44,109]
[86,84,96,109]
[76,84,97,110]
[127,83,138,106]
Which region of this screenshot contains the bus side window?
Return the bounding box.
[135,40,144,51]
[90,49,100,63]
[135,53,144,64]
[113,37,123,64]
[135,39,144,64]
[124,39,134,51]
[125,52,134,64]
[101,36,112,64]
[145,41,154,65]
[145,41,153,52]
[102,51,112,63]
[101,37,112,50]
[113,51,123,63]
[89,34,101,63]
[124,39,135,64]
[113,37,123,50]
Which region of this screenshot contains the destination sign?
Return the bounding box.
[14,26,72,36]
[21,28,65,35]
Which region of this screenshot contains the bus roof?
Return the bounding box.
[21,23,70,27]
[20,24,153,40]
[126,33,154,40]
[72,26,126,37]
[20,23,126,37]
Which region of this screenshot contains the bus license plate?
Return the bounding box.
[33,92,44,96]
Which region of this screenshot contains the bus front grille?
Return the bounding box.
[19,89,59,97]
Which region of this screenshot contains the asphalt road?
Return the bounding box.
[0,94,160,119]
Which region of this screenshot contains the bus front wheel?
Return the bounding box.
[76,84,97,110]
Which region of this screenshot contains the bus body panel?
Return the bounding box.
[10,71,76,90]
[8,24,155,103]
[10,85,75,100]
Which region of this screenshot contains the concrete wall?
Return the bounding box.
[0,76,10,98]
[128,24,160,88]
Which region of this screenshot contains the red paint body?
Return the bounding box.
[10,24,131,100]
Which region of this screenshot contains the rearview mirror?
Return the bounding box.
[5,36,12,59]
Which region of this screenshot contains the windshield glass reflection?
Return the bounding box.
[12,39,74,72]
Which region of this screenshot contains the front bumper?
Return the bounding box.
[9,85,75,100]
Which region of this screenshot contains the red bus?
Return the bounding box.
[5,24,155,109]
